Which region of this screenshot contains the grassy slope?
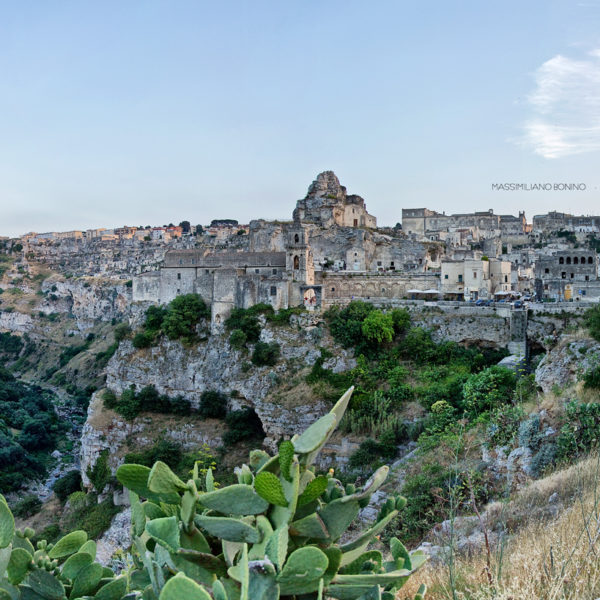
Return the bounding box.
[401,453,600,599]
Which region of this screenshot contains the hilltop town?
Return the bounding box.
[7,171,599,322]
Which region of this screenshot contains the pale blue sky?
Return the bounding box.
[1,1,600,236]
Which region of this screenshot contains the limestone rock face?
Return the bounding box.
[0,310,34,333]
[39,278,131,329]
[99,318,354,452]
[79,392,224,488]
[535,338,600,394]
[306,171,347,203]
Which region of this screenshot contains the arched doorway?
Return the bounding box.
[303,288,317,309]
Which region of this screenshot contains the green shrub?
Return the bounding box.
[86,449,111,494]
[487,404,525,447]
[78,497,120,539]
[117,388,142,419]
[251,341,280,366]
[361,310,394,344]
[462,366,517,416]
[144,304,168,331]
[53,470,82,502]
[12,494,42,518]
[585,304,600,341]
[229,328,247,349]
[198,390,228,419]
[583,363,600,389]
[557,401,600,460]
[102,389,118,409]
[124,438,184,471]
[391,308,411,333]
[325,300,374,348]
[162,294,210,342]
[132,330,155,349]
[349,438,397,468]
[225,308,261,342]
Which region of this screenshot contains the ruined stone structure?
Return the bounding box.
[293,171,376,228]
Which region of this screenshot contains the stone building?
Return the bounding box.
[441,258,512,300]
[402,208,527,241]
[535,250,600,301]
[533,211,600,234]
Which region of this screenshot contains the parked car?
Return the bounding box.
[513,300,524,308]
[475,299,486,306]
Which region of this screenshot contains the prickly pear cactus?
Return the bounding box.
[0,387,427,600]
[0,495,126,599]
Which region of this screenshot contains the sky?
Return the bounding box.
[1,0,600,237]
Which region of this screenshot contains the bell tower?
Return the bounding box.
[285,225,314,285]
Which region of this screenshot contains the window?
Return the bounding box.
[589,257,594,264]
[586,275,590,281]
[293,256,300,269]
[270,286,277,296]
[562,272,566,279]
[331,287,335,292]
[545,268,549,274]
[566,257,572,264]
[381,287,385,293]
[177,273,181,280]
[294,234,299,243]
[473,272,477,279]
[444,274,448,279]
[205,270,209,274]
[179,259,183,265]
[559,257,564,264]
[272,268,277,274]
[377,261,382,266]
[255,269,260,274]
[504,275,508,283]
[458,274,463,282]
[574,257,579,264]
[571,273,574,279]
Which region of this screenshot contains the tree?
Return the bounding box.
[195,224,204,235]
[179,220,191,233]
[361,310,394,344]
[198,390,228,419]
[162,294,210,342]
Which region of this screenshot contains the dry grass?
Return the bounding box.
[401,454,600,599]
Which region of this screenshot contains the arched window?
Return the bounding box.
[566,257,571,264]
[589,257,594,264]
[559,257,564,264]
[574,257,579,264]
[294,234,299,243]
[293,255,300,269]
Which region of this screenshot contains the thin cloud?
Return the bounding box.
[520,50,600,158]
